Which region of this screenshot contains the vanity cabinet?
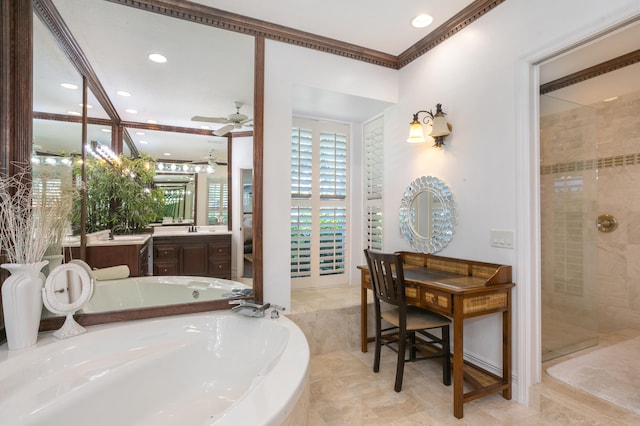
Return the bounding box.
[152,234,231,279]
[65,239,151,277]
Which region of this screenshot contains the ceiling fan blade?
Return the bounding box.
[240,117,253,124]
[191,115,229,124]
[213,124,234,136]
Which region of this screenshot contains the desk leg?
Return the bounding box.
[453,294,464,419]
[361,282,368,353]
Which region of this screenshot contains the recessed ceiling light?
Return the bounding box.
[60,82,78,90]
[139,140,148,144]
[163,152,171,156]
[147,119,157,124]
[79,103,93,109]
[603,96,619,102]
[148,53,167,63]
[411,14,433,28]
[116,90,131,97]
[200,125,210,130]
[101,128,111,133]
[68,111,81,116]
[136,131,145,136]
[125,109,138,114]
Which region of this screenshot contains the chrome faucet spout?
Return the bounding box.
[230,300,272,317]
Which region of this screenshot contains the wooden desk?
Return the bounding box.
[359,252,515,419]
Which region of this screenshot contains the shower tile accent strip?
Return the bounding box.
[540,152,640,175]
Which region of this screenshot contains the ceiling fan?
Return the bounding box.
[191,149,227,167]
[191,101,253,136]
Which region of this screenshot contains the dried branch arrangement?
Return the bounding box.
[0,165,77,264]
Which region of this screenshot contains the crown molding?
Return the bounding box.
[109,0,507,70]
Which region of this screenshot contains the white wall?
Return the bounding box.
[231,136,253,278]
[263,42,398,309]
[263,0,640,405]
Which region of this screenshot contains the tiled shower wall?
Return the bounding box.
[541,90,640,334]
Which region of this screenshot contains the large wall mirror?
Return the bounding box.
[399,176,456,253]
[32,0,262,329]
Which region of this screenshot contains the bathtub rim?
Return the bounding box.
[1,310,311,426]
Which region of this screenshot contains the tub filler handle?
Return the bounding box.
[270,305,285,319]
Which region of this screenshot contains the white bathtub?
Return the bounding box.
[0,311,310,425]
[81,276,252,313]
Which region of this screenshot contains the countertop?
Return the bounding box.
[63,226,231,247]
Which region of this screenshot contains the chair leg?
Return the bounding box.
[409,332,417,361]
[442,325,451,386]
[373,320,381,373]
[395,329,406,392]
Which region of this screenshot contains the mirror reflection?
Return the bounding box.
[399,176,456,253]
[33,0,257,321]
[410,190,445,240]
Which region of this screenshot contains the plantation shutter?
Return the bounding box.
[291,205,312,278]
[207,179,228,225]
[291,117,349,287]
[364,116,384,251]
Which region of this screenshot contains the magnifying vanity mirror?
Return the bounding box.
[42,263,94,339]
[399,176,456,253]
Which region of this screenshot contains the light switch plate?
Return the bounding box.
[490,229,514,249]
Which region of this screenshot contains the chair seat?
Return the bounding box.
[381,306,451,331]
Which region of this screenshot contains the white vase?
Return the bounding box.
[1,260,48,350]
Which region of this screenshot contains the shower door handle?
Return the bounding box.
[596,214,618,233]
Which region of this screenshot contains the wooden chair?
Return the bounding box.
[364,249,452,392]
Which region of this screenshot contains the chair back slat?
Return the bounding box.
[364,249,406,307]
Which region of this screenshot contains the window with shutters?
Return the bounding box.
[291,117,349,287]
[32,166,71,225]
[364,116,384,251]
[207,177,228,225]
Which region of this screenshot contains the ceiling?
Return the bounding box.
[33,0,481,163]
[32,0,640,161]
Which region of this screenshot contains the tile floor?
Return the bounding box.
[290,285,640,425]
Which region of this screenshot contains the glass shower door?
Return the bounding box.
[540,94,599,362]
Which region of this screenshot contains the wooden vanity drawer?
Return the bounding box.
[154,262,177,276]
[209,260,231,278]
[421,288,452,316]
[404,284,420,305]
[208,242,230,257]
[154,245,177,259]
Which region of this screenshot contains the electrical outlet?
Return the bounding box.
[490,229,514,249]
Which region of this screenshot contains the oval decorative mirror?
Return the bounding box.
[399,176,456,253]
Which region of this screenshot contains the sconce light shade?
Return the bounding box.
[431,114,450,138]
[407,103,452,148]
[407,120,426,143]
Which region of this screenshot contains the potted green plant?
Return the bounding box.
[73,153,165,234]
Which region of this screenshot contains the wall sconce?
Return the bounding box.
[407,103,452,148]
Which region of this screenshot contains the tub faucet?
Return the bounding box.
[229,300,271,318]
